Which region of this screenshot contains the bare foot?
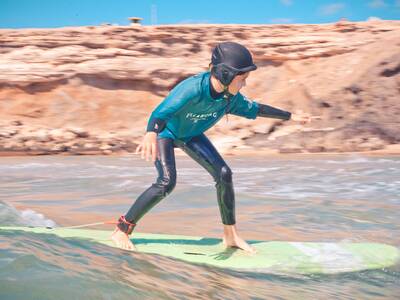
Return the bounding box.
[111,228,136,251]
[223,235,257,254]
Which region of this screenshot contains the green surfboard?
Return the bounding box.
[1,226,399,274]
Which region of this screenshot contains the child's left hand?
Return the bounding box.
[291,110,321,125]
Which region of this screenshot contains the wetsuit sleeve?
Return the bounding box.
[227,92,259,119]
[257,103,291,120]
[146,79,199,133]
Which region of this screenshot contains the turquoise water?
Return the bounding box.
[0,154,399,299]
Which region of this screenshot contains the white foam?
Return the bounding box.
[0,162,70,170]
[114,180,134,188]
[0,201,57,228]
[19,209,57,228]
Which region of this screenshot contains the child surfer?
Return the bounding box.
[111,42,313,253]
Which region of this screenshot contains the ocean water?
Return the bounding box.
[0,154,399,299]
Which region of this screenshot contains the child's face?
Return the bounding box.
[228,72,249,95]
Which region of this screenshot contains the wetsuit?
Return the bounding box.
[118,71,291,234]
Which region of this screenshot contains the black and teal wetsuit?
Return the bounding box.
[147,71,260,141]
[119,71,291,233]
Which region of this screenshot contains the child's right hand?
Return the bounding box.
[135,132,159,162]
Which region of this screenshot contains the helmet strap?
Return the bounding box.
[223,85,231,122]
[223,85,229,98]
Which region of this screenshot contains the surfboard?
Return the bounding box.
[1,226,399,274]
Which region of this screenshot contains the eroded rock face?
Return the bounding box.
[0,21,399,155]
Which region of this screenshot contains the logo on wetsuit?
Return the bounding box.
[186,112,218,123]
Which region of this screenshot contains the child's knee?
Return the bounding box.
[220,165,232,183]
[155,176,176,196]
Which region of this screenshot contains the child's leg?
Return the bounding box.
[176,134,256,253]
[117,137,176,234]
[175,134,235,225]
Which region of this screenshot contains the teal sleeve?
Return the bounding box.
[147,78,200,131]
[228,92,259,119]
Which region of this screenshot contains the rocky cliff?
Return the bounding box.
[0,21,399,155]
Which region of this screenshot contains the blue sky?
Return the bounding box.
[1,0,399,28]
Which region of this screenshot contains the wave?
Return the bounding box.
[0,201,56,228]
[0,227,398,300]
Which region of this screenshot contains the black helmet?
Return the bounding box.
[210,42,257,86]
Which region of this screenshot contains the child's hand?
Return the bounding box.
[291,110,321,125]
[135,132,159,162]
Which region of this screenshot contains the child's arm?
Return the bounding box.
[257,103,291,120]
[228,92,291,120]
[146,79,200,133]
[229,93,315,124]
[138,78,200,162]
[226,93,260,119]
